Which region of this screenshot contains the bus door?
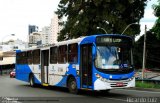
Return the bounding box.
[80,44,92,89]
[41,50,49,84]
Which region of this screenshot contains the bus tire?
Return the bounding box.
[68,77,78,94]
[29,75,35,87]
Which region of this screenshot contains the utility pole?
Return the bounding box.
[142,25,147,82]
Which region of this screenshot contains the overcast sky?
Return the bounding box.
[139,0,158,39]
[0,0,158,42]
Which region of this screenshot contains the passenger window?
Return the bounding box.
[58,45,67,63]
[22,52,27,64]
[16,52,22,64]
[33,49,40,64]
[16,52,27,64]
[50,46,58,64]
[27,51,33,64]
[68,43,78,63]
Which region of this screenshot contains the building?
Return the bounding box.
[28,25,39,35]
[0,39,27,74]
[0,39,27,52]
[41,26,50,44]
[0,51,15,65]
[50,13,62,44]
[29,32,42,47]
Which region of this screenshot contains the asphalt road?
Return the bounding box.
[0,75,160,103]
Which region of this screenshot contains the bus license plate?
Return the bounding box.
[116,82,124,87]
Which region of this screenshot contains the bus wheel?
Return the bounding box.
[68,77,78,94]
[29,75,35,87]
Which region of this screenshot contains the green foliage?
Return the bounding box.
[152,0,160,40]
[134,31,160,69]
[136,81,160,89]
[133,36,144,68]
[151,18,160,40]
[56,0,147,41]
[135,0,160,70]
[153,0,160,17]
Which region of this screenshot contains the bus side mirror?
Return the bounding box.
[92,44,97,60]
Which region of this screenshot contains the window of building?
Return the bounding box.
[50,46,58,64]
[13,46,18,49]
[58,45,67,63]
[33,49,40,64]
[68,43,78,63]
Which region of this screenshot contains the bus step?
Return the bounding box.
[81,88,92,91]
[42,83,49,86]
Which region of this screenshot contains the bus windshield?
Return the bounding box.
[95,45,132,70]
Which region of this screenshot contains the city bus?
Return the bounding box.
[15,34,135,93]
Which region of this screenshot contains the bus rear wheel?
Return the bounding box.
[68,77,78,94]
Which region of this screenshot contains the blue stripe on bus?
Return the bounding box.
[55,64,81,88]
[16,64,41,84]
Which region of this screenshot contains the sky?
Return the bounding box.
[138,0,158,39]
[0,0,59,42]
[0,0,158,42]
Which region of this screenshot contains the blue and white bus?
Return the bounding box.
[15,34,135,93]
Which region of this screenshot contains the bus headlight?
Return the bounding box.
[95,73,101,78]
[129,76,134,81]
[95,73,109,82]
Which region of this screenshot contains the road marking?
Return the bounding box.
[116,89,160,94]
[103,97,127,102]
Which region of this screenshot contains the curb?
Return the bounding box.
[128,87,160,92]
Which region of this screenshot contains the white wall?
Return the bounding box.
[0,57,15,65]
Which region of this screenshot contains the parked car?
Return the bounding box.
[10,69,15,78]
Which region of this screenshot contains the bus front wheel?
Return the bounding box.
[68,77,78,94]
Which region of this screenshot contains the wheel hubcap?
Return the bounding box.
[71,81,76,90]
[30,78,33,86]
[71,81,76,89]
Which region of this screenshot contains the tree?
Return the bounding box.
[151,0,160,39]
[133,1,160,70]
[134,31,160,69]
[56,0,147,41]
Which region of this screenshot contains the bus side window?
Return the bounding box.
[58,45,67,63]
[33,49,40,64]
[20,52,27,64]
[16,53,21,64]
[27,51,33,64]
[68,43,78,63]
[50,46,58,64]
[24,52,28,64]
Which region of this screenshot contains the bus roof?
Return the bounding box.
[16,34,132,52]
